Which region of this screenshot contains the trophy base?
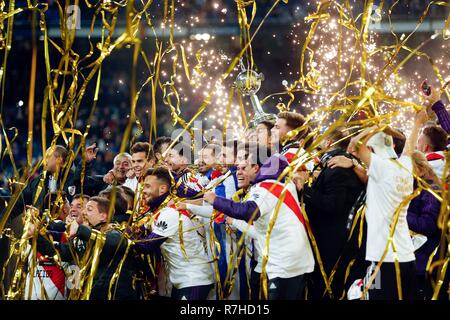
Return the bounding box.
[248,112,277,129]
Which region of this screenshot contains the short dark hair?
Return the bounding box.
[52,145,69,162]
[277,111,309,140]
[72,194,90,202]
[144,167,173,188]
[423,126,447,152]
[392,129,406,155]
[258,120,275,137]
[89,196,111,215]
[238,142,272,168]
[98,187,127,216]
[328,127,350,150]
[153,136,173,155]
[130,142,155,161]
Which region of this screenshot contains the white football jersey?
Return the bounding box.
[152,207,214,289]
[247,179,315,279]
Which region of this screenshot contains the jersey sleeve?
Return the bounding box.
[367,152,384,182]
[247,185,274,218]
[231,219,258,239]
[152,208,180,238]
[186,204,214,218]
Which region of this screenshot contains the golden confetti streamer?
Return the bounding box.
[1,0,449,301]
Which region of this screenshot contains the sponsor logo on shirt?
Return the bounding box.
[35,268,53,278]
[250,193,260,200]
[395,176,411,194]
[156,220,168,231]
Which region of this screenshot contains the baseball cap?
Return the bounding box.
[367,132,398,159]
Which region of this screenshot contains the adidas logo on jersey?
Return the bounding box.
[156,220,168,231]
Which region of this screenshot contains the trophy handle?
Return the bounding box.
[249,93,265,114]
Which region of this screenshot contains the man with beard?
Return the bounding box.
[203,142,315,300]
[134,167,214,300]
[178,140,240,299]
[210,140,239,199]
[195,143,222,188]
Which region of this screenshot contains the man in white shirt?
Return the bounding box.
[348,112,427,300]
[165,141,204,196]
[136,167,214,300]
[195,140,241,299]
[177,141,242,299]
[204,143,315,300]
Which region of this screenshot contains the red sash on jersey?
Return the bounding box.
[153,204,191,221]
[36,232,68,296]
[426,152,445,161]
[36,253,66,296]
[170,205,192,219]
[259,182,306,227]
[283,151,297,164]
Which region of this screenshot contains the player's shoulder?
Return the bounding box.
[254,179,284,187]
[250,180,281,196]
[158,206,179,217]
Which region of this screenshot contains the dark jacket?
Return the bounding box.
[8,161,88,220]
[407,184,441,275]
[431,100,450,135]
[302,148,365,272]
[68,174,109,197]
[37,223,138,300]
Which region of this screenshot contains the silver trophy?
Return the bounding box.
[234,60,276,129]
